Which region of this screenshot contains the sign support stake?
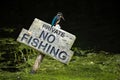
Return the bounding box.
[31,53,45,73]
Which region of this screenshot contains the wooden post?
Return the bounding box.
[30,53,45,73]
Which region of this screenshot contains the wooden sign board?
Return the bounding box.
[17,18,76,64]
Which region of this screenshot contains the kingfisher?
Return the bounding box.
[51,12,65,28]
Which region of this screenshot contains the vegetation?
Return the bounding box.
[0,38,120,80]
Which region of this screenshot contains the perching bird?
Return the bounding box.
[51,12,65,28]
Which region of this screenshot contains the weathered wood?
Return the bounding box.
[17,18,76,64]
[32,53,45,72]
[29,18,76,49]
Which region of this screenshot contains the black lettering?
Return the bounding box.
[51,28,56,32]
[47,34,55,43]
[58,51,67,60]
[54,30,59,34]
[50,47,59,57]
[31,38,39,47]
[42,24,46,28]
[38,41,48,51]
[27,36,33,44]
[42,24,52,31]
[46,44,51,52]
[61,32,65,37]
[57,30,61,35]
[21,33,30,41]
[39,30,48,40]
[48,25,52,31]
[42,24,65,38]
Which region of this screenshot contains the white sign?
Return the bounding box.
[17,18,76,64]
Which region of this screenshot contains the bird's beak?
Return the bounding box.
[62,16,65,21]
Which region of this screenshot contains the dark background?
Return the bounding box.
[0,0,120,53]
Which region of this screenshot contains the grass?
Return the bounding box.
[0,52,120,80]
[0,37,120,80]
